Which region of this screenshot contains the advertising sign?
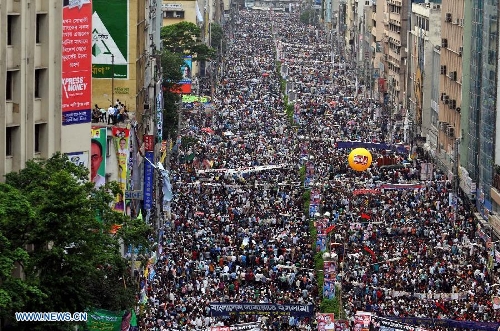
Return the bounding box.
[316,313,335,331]
[156,91,163,142]
[62,0,93,125]
[176,56,192,94]
[66,151,89,168]
[91,0,129,78]
[91,127,107,189]
[112,127,130,212]
[144,135,154,151]
[144,151,154,210]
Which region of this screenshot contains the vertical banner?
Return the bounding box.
[316,313,335,331]
[323,260,337,299]
[91,0,129,78]
[91,127,107,189]
[62,0,92,125]
[144,152,154,210]
[178,56,192,93]
[112,127,130,212]
[354,311,372,331]
[156,91,163,142]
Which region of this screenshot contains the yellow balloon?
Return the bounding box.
[348,148,372,171]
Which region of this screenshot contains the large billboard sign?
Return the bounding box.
[91,0,129,78]
[62,0,93,125]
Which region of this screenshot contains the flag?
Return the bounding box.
[363,245,376,262]
[325,225,336,235]
[361,213,371,220]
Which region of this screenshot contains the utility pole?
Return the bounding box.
[111,54,115,105]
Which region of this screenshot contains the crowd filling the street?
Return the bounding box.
[139,8,500,331]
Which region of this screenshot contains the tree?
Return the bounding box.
[161,21,216,61]
[1,153,151,331]
[210,23,224,51]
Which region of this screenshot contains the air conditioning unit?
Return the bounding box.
[439,122,449,130]
[440,65,447,75]
[173,14,181,18]
[441,39,448,48]
[459,19,464,27]
[454,18,459,25]
[447,126,455,137]
[458,46,463,56]
[445,13,452,22]
[441,93,446,101]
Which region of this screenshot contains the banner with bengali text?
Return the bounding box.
[62,0,92,125]
[209,303,314,317]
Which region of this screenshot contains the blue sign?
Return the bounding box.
[144,152,154,210]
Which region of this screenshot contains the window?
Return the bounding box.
[36,14,47,44]
[6,71,13,101]
[6,127,14,156]
[7,15,18,46]
[34,123,46,154]
[35,69,45,98]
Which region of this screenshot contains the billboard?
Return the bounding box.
[112,127,130,212]
[62,0,93,125]
[178,56,192,94]
[91,0,129,78]
[91,127,107,189]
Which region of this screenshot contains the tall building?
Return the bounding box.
[0,0,92,180]
[406,3,441,148]
[382,0,409,120]
[370,0,386,102]
[437,0,464,176]
[462,0,499,220]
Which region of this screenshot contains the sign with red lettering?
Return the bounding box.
[144,135,154,151]
[62,0,92,125]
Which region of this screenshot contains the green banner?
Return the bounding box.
[91,0,129,79]
[86,309,138,331]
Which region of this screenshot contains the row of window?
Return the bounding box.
[6,69,46,100]
[5,124,45,156]
[7,13,47,46]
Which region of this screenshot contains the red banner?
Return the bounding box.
[144,135,154,151]
[62,0,92,125]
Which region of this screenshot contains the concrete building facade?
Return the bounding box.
[437,0,464,176]
[406,3,441,148]
[1,0,92,179]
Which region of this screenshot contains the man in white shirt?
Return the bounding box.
[107,105,115,124]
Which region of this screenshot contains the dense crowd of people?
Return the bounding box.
[139,6,500,331]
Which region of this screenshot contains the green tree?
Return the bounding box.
[161,21,216,61]
[210,23,224,51]
[1,153,151,331]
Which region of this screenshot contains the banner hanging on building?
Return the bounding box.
[209,303,314,317]
[176,56,192,94]
[86,309,138,331]
[66,151,89,168]
[91,0,129,78]
[144,151,154,210]
[62,0,92,125]
[112,127,130,212]
[91,127,107,189]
